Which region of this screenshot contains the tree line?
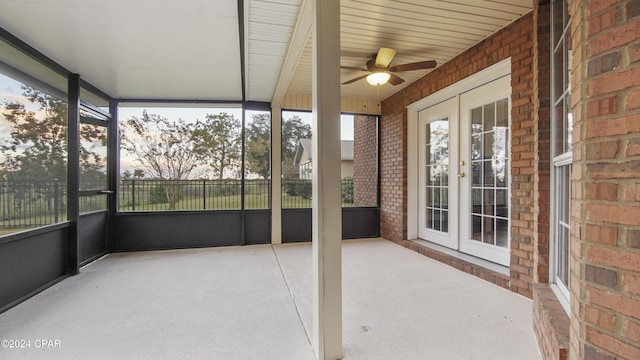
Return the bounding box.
[1,84,312,184]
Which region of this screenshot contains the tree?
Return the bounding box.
[1,85,107,216]
[1,87,67,181]
[1,85,107,182]
[245,113,271,179]
[282,115,311,165]
[133,169,145,179]
[120,110,203,209]
[191,112,241,180]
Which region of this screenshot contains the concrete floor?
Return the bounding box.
[0,238,541,360]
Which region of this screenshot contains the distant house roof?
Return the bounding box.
[294,139,354,165]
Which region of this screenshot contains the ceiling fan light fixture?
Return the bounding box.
[366,72,390,86]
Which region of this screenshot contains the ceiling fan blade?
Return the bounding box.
[375,47,397,68]
[390,60,437,72]
[341,66,369,71]
[342,74,369,85]
[388,73,405,85]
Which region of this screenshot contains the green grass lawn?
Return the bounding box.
[117,193,317,211]
[0,192,353,237]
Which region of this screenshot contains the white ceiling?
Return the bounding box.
[0,0,533,104]
[0,0,243,101]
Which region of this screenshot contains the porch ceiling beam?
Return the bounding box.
[271,0,312,108]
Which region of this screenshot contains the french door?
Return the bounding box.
[419,76,511,266]
[418,97,458,248]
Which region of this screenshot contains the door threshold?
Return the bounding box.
[412,238,509,276]
[388,237,512,291]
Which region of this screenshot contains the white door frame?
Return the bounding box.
[407,58,511,260]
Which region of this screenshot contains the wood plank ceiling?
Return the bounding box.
[273,0,532,106]
[0,0,532,106]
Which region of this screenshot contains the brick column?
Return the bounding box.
[569,1,640,359]
[379,106,407,241]
[353,114,378,207]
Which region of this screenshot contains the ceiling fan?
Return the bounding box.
[341,47,437,86]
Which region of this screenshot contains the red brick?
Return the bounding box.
[627,89,640,110]
[587,160,640,179]
[630,44,640,64]
[585,116,640,138]
[584,344,616,360]
[585,264,619,289]
[353,115,378,207]
[586,141,619,160]
[588,20,640,56]
[585,224,618,246]
[586,326,640,359]
[587,0,618,16]
[587,66,640,95]
[585,305,617,332]
[622,319,640,344]
[627,138,640,156]
[628,0,640,19]
[585,182,618,201]
[587,246,640,273]
[624,273,640,296]
[628,229,640,249]
[586,95,617,117]
[588,9,617,36]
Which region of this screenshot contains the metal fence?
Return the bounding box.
[0,178,357,229]
[0,180,65,229]
[119,179,272,211]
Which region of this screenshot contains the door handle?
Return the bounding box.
[458,172,466,178]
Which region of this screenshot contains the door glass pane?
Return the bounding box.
[472,189,482,214]
[483,161,494,186]
[472,161,482,186]
[472,134,482,160]
[496,219,509,248]
[483,217,495,245]
[442,210,449,233]
[469,100,509,248]
[425,119,449,233]
[483,133,495,159]
[472,215,482,241]
[484,189,494,215]
[471,108,482,133]
[483,103,495,132]
[496,99,508,127]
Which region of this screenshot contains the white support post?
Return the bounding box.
[271,106,282,245]
[311,0,342,359]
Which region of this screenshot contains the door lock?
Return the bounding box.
[458,172,466,178]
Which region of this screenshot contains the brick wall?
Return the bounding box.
[380,13,537,297]
[353,115,378,207]
[570,0,640,359]
[379,107,407,241]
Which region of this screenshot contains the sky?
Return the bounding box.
[1,71,355,179]
[117,107,354,177]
